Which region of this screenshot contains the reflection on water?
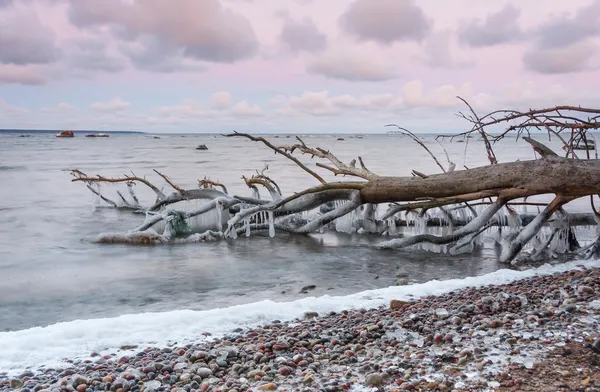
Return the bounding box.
[0,132,592,331]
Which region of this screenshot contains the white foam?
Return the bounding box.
[1,259,599,376]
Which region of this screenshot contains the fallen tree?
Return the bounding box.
[68,99,600,265]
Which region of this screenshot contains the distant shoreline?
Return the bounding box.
[0,129,145,134]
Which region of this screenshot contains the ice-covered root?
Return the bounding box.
[93,230,169,245]
[93,229,225,245]
[375,198,505,250]
[295,191,362,234]
[177,230,224,243]
[135,197,234,233]
[233,223,299,237]
[500,195,571,265]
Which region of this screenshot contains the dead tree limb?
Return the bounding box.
[69,101,600,265]
[384,124,448,173]
[70,169,165,199]
[499,195,574,264]
[224,131,327,184]
[153,169,184,194]
[456,96,498,164]
[278,136,378,180]
[198,178,228,194]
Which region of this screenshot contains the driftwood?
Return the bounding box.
[68,100,600,265]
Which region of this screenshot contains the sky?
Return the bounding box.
[0,0,599,134]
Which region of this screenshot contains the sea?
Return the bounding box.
[0,129,597,375]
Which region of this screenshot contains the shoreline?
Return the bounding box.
[2,264,600,391]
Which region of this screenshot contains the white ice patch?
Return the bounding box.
[1,259,599,376]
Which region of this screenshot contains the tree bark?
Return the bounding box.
[360,157,600,204]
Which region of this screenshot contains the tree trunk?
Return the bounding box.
[360,157,600,204]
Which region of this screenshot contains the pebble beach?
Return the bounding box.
[2,266,600,392]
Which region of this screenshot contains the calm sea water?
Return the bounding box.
[0,131,590,332]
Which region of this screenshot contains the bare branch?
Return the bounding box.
[224,132,327,184]
[384,124,448,173]
[278,136,377,180]
[456,96,498,165]
[153,169,184,194]
[523,137,558,157]
[70,169,165,199]
[198,177,228,194]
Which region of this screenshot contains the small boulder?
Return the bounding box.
[258,382,278,390]
[56,130,74,138]
[196,367,212,378]
[299,284,316,294]
[390,299,410,310]
[365,373,382,386]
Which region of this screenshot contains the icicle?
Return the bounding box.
[215,202,223,231]
[506,210,521,232]
[245,215,251,237]
[268,211,275,237]
[457,207,467,224]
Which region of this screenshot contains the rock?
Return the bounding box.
[119,345,138,350]
[364,373,382,386]
[257,383,278,390]
[278,366,292,376]
[591,338,600,353]
[76,385,87,392]
[304,312,319,319]
[56,130,74,138]
[578,285,595,295]
[197,367,213,378]
[299,285,316,293]
[144,380,161,391]
[216,357,228,367]
[395,278,409,286]
[10,379,24,389]
[390,300,410,310]
[71,374,88,386]
[248,370,266,378]
[180,373,192,383]
[582,376,591,386]
[196,144,208,150]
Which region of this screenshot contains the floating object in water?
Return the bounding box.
[56,130,74,138]
[85,133,109,138]
[196,144,208,150]
[337,137,345,141]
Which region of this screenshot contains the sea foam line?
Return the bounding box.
[1,259,600,376]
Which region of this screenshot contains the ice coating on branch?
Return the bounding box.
[215,201,223,231]
[268,211,275,237]
[335,200,357,234]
